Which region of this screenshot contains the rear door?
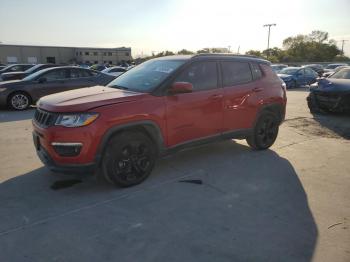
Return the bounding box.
[221,61,259,131]
[165,61,224,147]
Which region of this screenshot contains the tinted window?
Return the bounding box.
[175,61,217,91]
[42,69,68,81]
[70,68,91,78]
[222,61,252,86]
[251,63,262,79]
[305,68,315,76]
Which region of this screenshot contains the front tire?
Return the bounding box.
[246,112,279,150]
[8,92,31,110]
[102,131,156,187]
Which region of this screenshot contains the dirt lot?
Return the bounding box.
[0,88,349,262]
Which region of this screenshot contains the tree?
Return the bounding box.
[178,49,194,55]
[245,50,262,57]
[309,30,328,43]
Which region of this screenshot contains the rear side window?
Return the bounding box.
[175,61,218,91]
[70,69,91,78]
[251,63,263,79]
[222,61,252,86]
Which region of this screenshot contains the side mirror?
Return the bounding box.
[169,82,193,95]
[38,77,47,83]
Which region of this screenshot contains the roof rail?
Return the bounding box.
[193,53,260,59]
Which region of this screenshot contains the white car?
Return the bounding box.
[101,66,127,77]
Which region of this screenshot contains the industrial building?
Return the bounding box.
[0,44,132,65]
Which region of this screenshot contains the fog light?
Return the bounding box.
[51,142,82,157]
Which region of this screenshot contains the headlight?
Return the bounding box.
[55,113,99,127]
[0,87,7,92]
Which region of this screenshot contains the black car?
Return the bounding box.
[0,64,34,74]
[0,66,116,110]
[0,64,57,81]
[307,68,350,114]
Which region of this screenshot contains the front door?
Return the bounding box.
[35,68,70,98]
[165,61,223,147]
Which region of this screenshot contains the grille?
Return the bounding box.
[34,109,57,128]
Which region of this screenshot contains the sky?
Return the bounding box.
[0,0,349,57]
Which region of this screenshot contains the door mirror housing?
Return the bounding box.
[38,77,47,83]
[169,82,193,95]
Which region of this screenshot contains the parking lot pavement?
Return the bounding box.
[0,88,349,262]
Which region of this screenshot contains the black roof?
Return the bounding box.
[155,54,270,64]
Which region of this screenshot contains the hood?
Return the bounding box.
[277,74,293,79]
[37,85,146,112]
[315,78,350,92]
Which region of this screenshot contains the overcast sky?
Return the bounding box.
[0,0,349,57]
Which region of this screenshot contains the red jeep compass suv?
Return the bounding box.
[32,54,287,187]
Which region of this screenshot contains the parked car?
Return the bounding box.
[0,66,115,110]
[101,66,127,77]
[0,64,34,74]
[0,64,57,81]
[0,66,6,71]
[324,63,348,70]
[89,64,107,71]
[32,54,287,187]
[323,65,349,78]
[303,64,324,77]
[271,64,288,73]
[278,67,318,88]
[307,67,350,114]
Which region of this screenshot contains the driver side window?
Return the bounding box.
[174,61,218,91]
[42,69,68,81]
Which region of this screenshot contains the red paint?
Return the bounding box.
[32,57,286,169]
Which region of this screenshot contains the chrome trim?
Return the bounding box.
[51,142,83,147]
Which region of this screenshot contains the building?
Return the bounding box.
[0,44,132,65]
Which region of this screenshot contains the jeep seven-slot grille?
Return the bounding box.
[34,109,57,128]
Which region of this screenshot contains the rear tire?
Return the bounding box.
[246,112,279,150]
[8,92,31,110]
[102,131,156,187]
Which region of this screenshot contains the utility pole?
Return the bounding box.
[263,23,276,58]
[340,39,348,55]
[237,45,240,54]
[228,45,231,53]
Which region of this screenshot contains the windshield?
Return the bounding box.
[280,68,299,74]
[22,68,50,81]
[329,69,350,79]
[107,59,186,92]
[24,64,42,74]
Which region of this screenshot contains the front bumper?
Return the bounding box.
[33,132,96,174]
[307,90,350,112]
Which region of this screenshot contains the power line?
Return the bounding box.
[263,23,276,58]
[340,39,348,55]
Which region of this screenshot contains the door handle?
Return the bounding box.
[253,87,263,92]
[210,94,223,100]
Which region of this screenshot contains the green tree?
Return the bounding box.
[177,49,194,55]
[245,50,262,56]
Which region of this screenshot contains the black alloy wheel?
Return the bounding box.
[102,132,156,187]
[247,112,279,150]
